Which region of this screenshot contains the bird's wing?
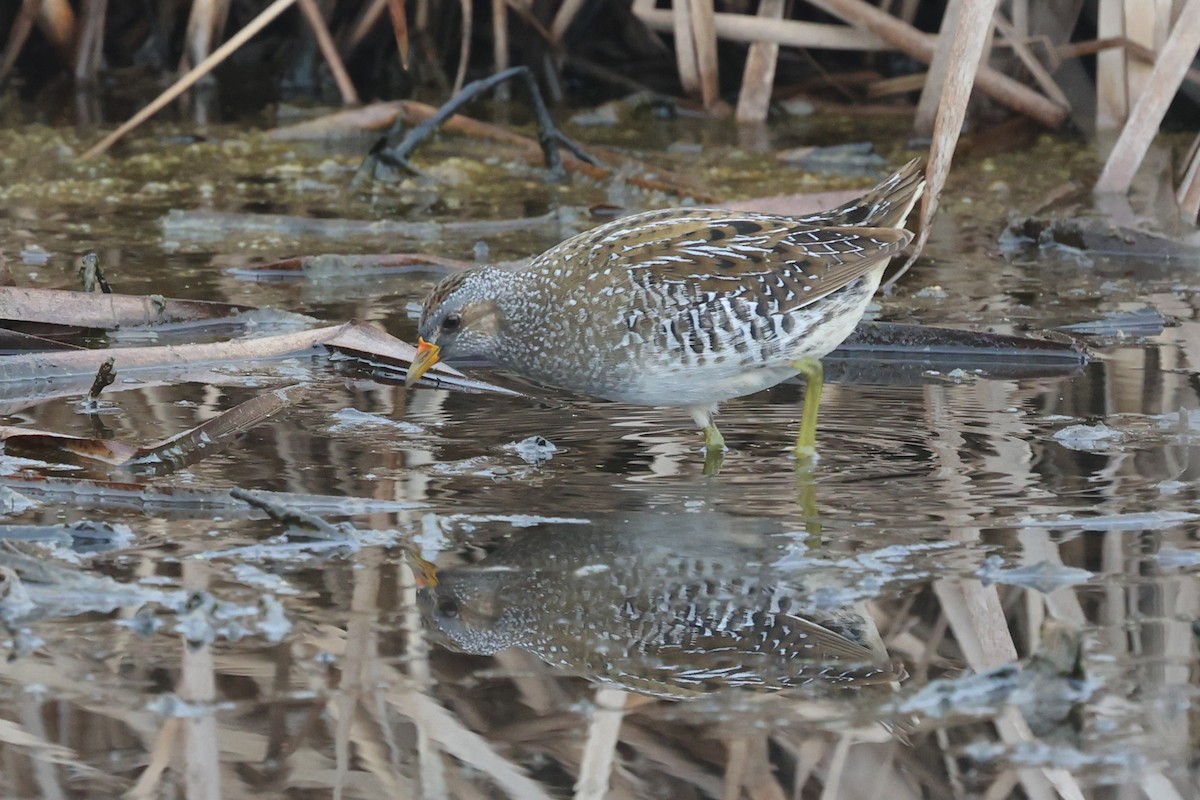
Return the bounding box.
[799,158,926,228]
[566,211,909,348]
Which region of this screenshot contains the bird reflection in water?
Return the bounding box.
[420,513,902,698]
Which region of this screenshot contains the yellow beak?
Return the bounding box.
[411,552,438,587]
[405,337,441,387]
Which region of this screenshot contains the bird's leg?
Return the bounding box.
[792,356,824,461]
[704,424,725,451]
[703,445,724,476]
[795,459,822,541]
[689,405,726,452]
[689,404,726,476]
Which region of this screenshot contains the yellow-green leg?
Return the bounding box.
[689,405,726,476]
[702,425,726,476]
[795,458,822,539]
[792,356,824,461]
[703,424,725,452]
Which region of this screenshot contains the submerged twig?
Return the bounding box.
[84,357,116,404]
[0,384,310,474]
[78,253,112,294]
[0,285,283,334]
[228,487,345,540]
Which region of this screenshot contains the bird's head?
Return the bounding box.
[418,566,526,655]
[406,268,505,387]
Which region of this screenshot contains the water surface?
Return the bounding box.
[0,112,1197,799]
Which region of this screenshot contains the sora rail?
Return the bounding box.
[407,159,925,460]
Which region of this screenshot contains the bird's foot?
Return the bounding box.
[793,443,819,463]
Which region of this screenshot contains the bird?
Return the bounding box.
[406,159,925,462]
[419,513,901,697]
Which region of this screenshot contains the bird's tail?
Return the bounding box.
[800,158,926,229]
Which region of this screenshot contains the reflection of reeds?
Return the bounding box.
[180,561,220,800]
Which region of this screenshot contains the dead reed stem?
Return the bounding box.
[454,0,471,94]
[734,0,785,123]
[689,0,721,109]
[0,1,45,84]
[635,7,888,50]
[891,0,999,289]
[81,0,301,159]
[573,687,627,800]
[1096,0,1200,193]
[811,0,1068,127]
[298,0,360,105]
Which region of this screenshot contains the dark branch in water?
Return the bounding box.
[359,66,602,184]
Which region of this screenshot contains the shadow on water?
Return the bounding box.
[1,118,1200,798]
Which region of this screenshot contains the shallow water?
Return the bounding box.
[1,110,1199,799]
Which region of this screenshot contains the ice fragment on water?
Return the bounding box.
[330,408,425,435]
[503,435,558,464]
[19,244,50,265]
[0,487,39,515]
[1020,510,1199,530]
[977,556,1093,594]
[1053,422,1123,451]
[257,595,292,642]
[1154,548,1200,568]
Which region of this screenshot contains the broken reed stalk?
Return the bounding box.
[550,0,585,42]
[1095,0,1127,128]
[886,0,996,291]
[81,0,302,159]
[77,252,112,293]
[85,357,116,402]
[572,688,627,800]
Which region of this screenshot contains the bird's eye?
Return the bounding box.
[441,313,462,332]
[437,597,460,618]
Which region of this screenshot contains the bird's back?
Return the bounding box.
[490,162,925,404]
